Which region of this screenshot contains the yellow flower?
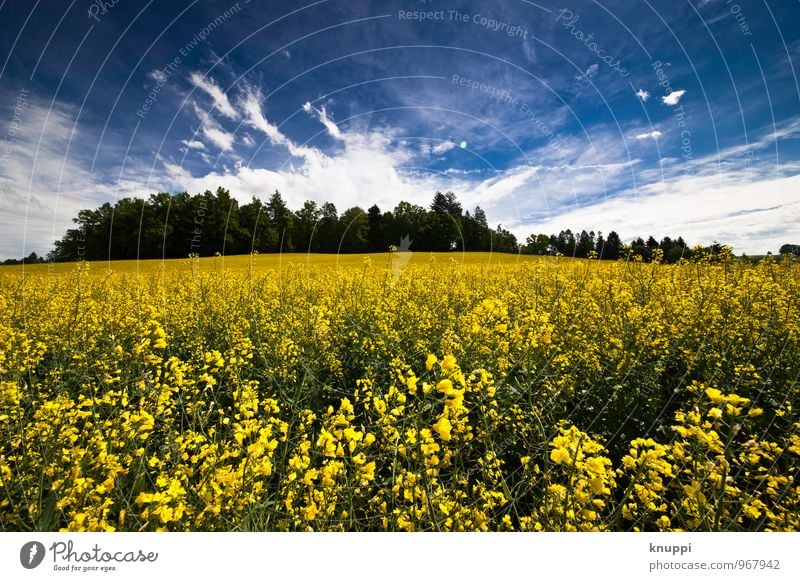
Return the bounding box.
[444,390,464,409]
[302,469,318,486]
[359,462,376,484]
[425,354,437,371]
[432,417,452,441]
[441,355,457,372]
[550,447,572,465]
[743,505,761,520]
[435,379,453,394]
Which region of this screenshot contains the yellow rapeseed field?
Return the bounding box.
[1,252,798,531]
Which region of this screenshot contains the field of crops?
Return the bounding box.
[1,252,798,531]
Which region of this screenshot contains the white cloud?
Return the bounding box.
[635,89,650,101]
[6,75,798,261]
[0,99,160,259]
[431,140,456,155]
[241,85,293,149]
[575,64,599,82]
[191,102,235,151]
[148,69,167,85]
[309,105,345,141]
[180,139,206,150]
[510,171,800,255]
[189,72,238,120]
[635,131,662,140]
[467,166,539,206]
[164,91,435,212]
[662,90,687,106]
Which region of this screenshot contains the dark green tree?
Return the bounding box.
[339,207,368,253]
[603,231,622,260]
[317,202,340,252]
[265,190,294,252]
[523,233,551,255]
[367,205,385,252]
[294,200,322,252]
[576,230,594,258]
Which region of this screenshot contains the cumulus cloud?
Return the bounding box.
[662,90,687,106]
[520,172,800,255]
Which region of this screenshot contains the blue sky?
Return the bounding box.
[1,0,799,258]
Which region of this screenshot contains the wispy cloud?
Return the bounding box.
[304,102,345,141]
[432,140,456,155]
[189,72,238,120]
[240,84,292,148]
[581,64,599,80]
[5,71,799,260]
[0,98,156,259]
[191,102,235,151]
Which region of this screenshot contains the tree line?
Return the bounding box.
[525,231,800,263]
[5,186,790,264]
[45,188,518,262]
[523,229,712,263]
